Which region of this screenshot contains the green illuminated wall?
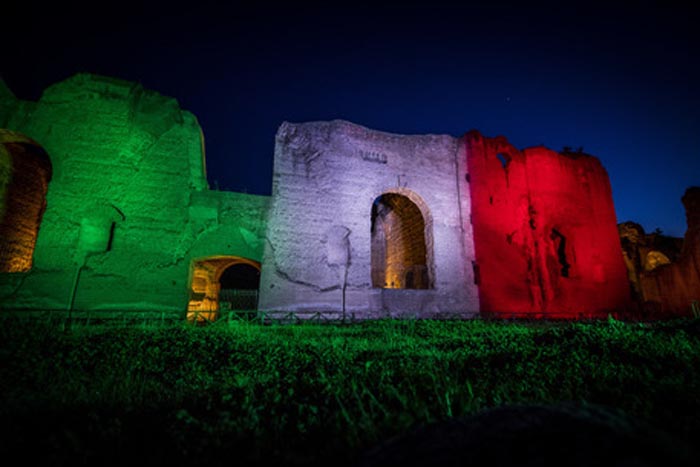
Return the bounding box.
[0,74,268,314]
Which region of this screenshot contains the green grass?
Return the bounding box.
[1,317,699,465]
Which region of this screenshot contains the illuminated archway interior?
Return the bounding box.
[371,193,430,289]
[0,139,52,272]
[187,256,261,323]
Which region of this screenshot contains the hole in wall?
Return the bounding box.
[550,228,570,278]
[496,152,511,169]
[472,261,480,285]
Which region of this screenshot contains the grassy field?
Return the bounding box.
[1,316,699,465]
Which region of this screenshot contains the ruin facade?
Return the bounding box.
[465,132,633,318]
[0,74,268,316]
[259,120,478,319]
[0,74,696,319]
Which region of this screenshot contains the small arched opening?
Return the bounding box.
[187,256,260,324]
[0,131,52,272]
[371,190,433,289]
[644,250,671,272]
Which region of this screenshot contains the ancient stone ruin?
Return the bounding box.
[620,188,700,317]
[0,74,697,320]
[259,120,478,319]
[0,74,267,318]
[465,132,633,318]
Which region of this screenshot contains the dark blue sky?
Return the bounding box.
[3,1,699,237]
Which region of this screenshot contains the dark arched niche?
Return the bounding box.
[219,262,261,290]
[371,191,432,289]
[0,130,52,272]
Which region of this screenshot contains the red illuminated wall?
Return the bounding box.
[464,131,632,318]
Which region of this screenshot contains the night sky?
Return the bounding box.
[3,1,698,237]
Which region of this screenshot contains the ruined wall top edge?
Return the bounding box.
[277,119,458,145]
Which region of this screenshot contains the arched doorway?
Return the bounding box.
[187,256,260,323]
[0,131,52,272]
[371,191,433,289]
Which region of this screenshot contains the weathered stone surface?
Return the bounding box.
[184,190,269,320]
[2,73,678,320]
[619,221,684,305]
[185,190,269,262]
[259,120,479,318]
[0,74,268,313]
[628,187,700,316]
[465,132,632,318]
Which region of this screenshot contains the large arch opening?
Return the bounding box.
[0,131,52,273]
[187,256,260,323]
[371,191,433,289]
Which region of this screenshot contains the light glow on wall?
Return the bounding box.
[187,256,260,323]
[0,133,52,273]
[371,193,430,289]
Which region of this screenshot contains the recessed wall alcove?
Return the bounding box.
[370,189,434,290]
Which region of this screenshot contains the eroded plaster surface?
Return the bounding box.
[465,131,633,318]
[623,188,700,316]
[0,74,267,313]
[2,74,690,319]
[258,120,479,318]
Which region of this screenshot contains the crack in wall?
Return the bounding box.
[265,236,340,292]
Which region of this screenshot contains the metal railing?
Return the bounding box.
[0,308,184,328]
[219,289,258,311]
[2,306,482,327]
